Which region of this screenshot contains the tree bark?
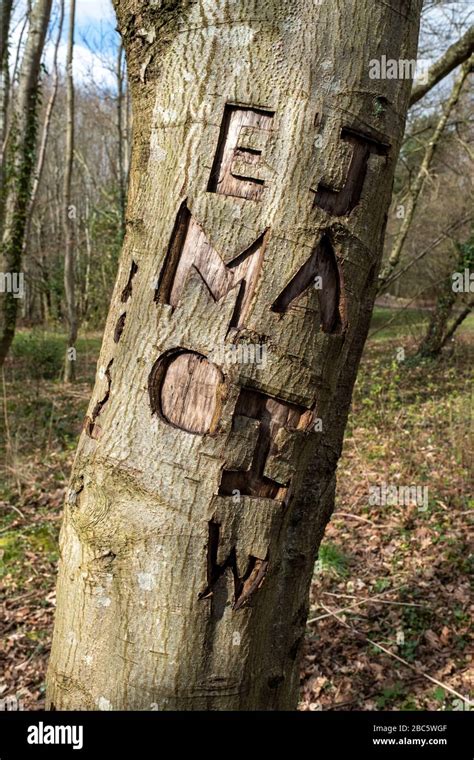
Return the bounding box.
[0,0,52,368]
[63,0,77,382]
[47,0,422,711]
[440,302,473,347]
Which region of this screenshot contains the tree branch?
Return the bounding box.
[410,25,474,107]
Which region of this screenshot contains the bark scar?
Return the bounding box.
[84,359,114,439]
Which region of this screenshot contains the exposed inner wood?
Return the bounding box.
[120,260,138,302]
[271,234,343,333]
[208,104,274,200]
[198,520,268,609]
[84,359,114,439]
[233,558,269,610]
[313,128,389,216]
[219,388,310,499]
[155,203,266,328]
[149,350,225,435]
[113,312,127,343]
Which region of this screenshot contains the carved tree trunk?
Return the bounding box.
[47,0,422,710]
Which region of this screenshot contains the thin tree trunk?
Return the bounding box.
[0,0,13,226]
[81,196,92,321]
[379,58,471,289]
[47,0,423,711]
[382,215,472,292]
[0,0,53,368]
[116,42,126,240]
[25,0,65,242]
[417,282,457,358]
[1,5,30,166]
[63,0,77,382]
[440,302,473,347]
[416,239,473,358]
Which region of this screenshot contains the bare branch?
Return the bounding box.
[410,25,474,106]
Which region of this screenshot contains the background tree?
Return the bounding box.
[415,233,473,358]
[0,0,53,367]
[380,58,472,289]
[0,0,14,222]
[63,0,77,382]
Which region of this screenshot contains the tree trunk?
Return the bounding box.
[0,0,52,367]
[116,41,127,241]
[63,0,77,382]
[25,0,65,247]
[440,302,473,347]
[0,0,13,223]
[47,0,422,711]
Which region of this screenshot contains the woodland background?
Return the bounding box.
[0,0,472,710]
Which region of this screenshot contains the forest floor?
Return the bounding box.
[0,307,472,711]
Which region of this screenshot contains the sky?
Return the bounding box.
[75,0,114,24]
[12,0,118,88]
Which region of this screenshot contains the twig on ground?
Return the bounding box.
[332,512,390,528]
[317,602,472,705]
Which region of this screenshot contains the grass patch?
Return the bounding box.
[316,542,350,578]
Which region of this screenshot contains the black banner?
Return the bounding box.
[0,710,472,758]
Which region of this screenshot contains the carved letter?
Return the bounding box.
[199,521,269,610]
[313,128,389,216]
[271,234,344,333]
[84,359,114,439]
[219,389,312,500]
[208,104,274,200]
[148,350,225,435]
[155,203,267,328]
